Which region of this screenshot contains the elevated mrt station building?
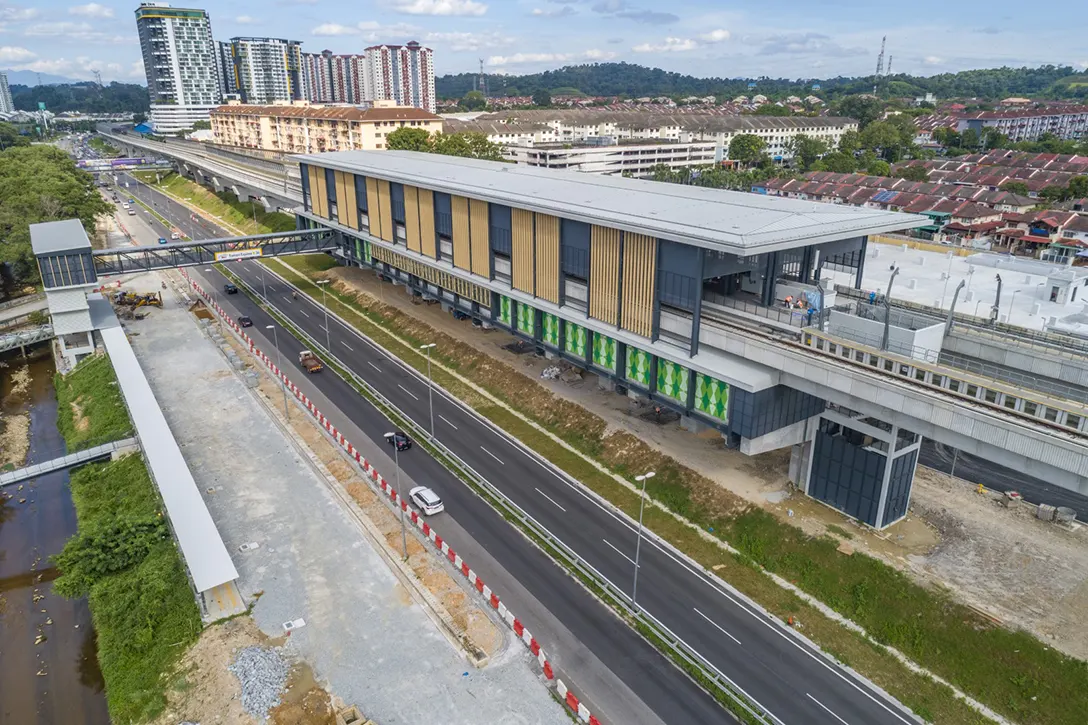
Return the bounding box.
[294,151,934,528]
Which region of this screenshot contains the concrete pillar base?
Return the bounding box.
[627,388,649,402]
[679,415,708,433]
[544,350,558,360]
[597,376,616,392]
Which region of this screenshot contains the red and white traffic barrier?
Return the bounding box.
[181,270,601,725]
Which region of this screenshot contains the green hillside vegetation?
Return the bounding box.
[10,82,149,114]
[437,62,1088,102]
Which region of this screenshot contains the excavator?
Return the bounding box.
[113,290,163,308]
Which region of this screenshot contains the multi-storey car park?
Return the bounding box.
[290,150,1088,527]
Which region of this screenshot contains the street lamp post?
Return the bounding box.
[1009,289,1020,325]
[260,265,268,302]
[631,471,655,610]
[316,280,331,352]
[266,325,289,420]
[420,343,436,438]
[384,432,409,560]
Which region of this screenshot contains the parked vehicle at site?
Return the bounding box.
[299,350,323,373]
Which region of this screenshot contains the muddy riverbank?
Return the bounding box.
[0,355,110,725]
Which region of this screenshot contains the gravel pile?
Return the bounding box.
[228,646,289,721]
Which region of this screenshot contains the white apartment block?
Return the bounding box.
[958,106,1088,142]
[445,111,858,173]
[218,37,303,104]
[135,2,221,133]
[0,71,14,114]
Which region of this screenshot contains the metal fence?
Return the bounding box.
[239,270,777,725]
[702,292,812,329]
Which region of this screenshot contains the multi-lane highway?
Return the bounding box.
[114,172,921,725]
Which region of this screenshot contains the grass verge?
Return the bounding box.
[132,171,295,236]
[262,257,1011,725]
[53,355,201,723]
[54,353,133,451]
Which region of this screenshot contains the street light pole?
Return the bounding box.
[267,325,289,420]
[317,279,331,352]
[632,471,655,610]
[385,432,408,560]
[420,343,436,438]
[260,265,268,301]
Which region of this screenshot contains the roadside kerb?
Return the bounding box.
[180,269,605,725]
[212,264,779,725]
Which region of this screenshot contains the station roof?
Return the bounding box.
[294,151,929,254]
[30,219,92,255]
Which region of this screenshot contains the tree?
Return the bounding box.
[1000,181,1030,196]
[1069,175,1088,199]
[753,104,792,116]
[190,120,210,131]
[728,134,766,166]
[0,122,31,149]
[504,87,521,97]
[386,127,434,152]
[859,121,905,160]
[816,151,857,173]
[866,159,891,176]
[1040,185,1068,202]
[959,128,980,150]
[431,132,505,161]
[532,89,552,107]
[893,164,929,182]
[837,129,860,155]
[932,127,961,148]
[460,90,487,111]
[788,134,828,171]
[833,95,885,128]
[132,112,147,125]
[0,145,112,286]
[981,128,1009,150]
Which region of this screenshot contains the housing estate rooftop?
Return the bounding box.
[295,150,929,253]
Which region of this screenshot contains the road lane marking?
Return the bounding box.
[439,415,458,430]
[341,341,354,351]
[693,607,742,645]
[602,539,638,567]
[806,694,850,725]
[480,446,505,465]
[298,309,309,318]
[534,487,567,512]
[398,384,419,401]
[367,361,382,373]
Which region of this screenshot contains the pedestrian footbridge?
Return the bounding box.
[0,438,139,487]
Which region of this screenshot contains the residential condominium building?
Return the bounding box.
[301,50,365,104]
[135,2,221,133]
[365,41,435,114]
[217,37,303,105]
[0,71,13,114]
[209,100,442,153]
[957,106,1088,142]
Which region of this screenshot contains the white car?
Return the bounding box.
[170,232,181,240]
[122,203,130,210]
[409,486,444,516]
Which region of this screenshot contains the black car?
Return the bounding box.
[224,283,239,294]
[387,431,412,451]
[238,315,253,328]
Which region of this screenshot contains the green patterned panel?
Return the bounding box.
[362,238,372,264]
[592,333,617,372]
[498,295,513,326]
[625,346,652,387]
[516,301,535,335]
[656,359,689,403]
[694,373,730,423]
[542,312,560,347]
[564,321,587,358]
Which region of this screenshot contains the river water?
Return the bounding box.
[0,355,110,725]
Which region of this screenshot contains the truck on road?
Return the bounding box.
[299,350,323,373]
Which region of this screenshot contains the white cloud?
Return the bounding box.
[1078,60,1088,70]
[235,15,259,24]
[311,22,360,36]
[924,55,943,65]
[22,20,131,43]
[0,5,37,21]
[633,37,697,53]
[4,54,141,82]
[700,29,730,43]
[391,0,487,16]
[26,21,93,36]
[0,45,36,61]
[531,5,575,17]
[426,30,513,52]
[68,3,114,18]
[487,49,616,66]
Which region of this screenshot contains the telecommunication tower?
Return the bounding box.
[875,36,886,76]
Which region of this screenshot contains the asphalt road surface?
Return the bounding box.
[919,440,1088,519]
[113,172,920,725]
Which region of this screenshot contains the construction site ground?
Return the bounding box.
[106,259,568,725]
[321,264,1088,662]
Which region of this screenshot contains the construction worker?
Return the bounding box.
[784,294,793,308]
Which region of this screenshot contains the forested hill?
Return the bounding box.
[436,62,1088,101]
[11,82,149,114]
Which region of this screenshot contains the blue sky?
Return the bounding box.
[2,0,1087,84]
